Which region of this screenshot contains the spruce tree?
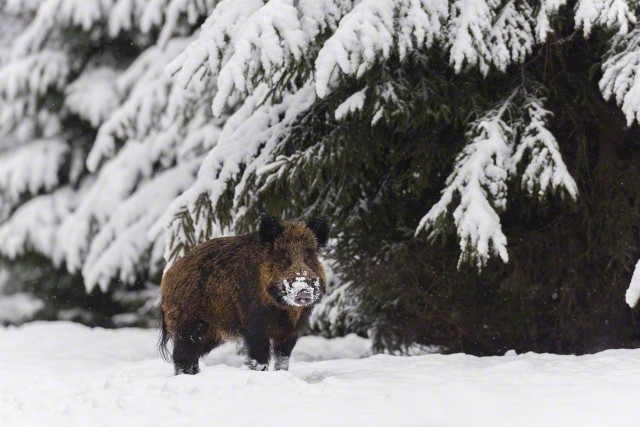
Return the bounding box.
[163,0,640,353]
[0,0,218,325]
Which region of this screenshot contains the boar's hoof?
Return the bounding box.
[175,363,200,375]
[274,356,290,371]
[248,359,268,371]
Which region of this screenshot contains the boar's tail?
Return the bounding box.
[158,304,171,362]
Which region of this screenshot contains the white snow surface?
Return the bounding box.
[2,322,640,427]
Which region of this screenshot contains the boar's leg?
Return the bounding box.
[273,334,298,371]
[245,333,270,371]
[173,319,212,375]
[244,312,271,371]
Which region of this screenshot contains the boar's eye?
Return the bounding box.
[305,248,316,259]
[275,249,292,266]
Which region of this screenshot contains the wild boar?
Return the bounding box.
[159,213,329,374]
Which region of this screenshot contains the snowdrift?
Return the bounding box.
[1,322,639,426]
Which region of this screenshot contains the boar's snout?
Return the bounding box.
[271,273,324,307]
[293,289,313,306]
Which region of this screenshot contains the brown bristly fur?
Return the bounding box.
[160,217,328,374]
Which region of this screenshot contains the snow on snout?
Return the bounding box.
[281,273,320,307]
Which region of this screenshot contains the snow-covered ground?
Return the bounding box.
[1,322,640,426]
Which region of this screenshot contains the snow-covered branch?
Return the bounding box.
[315,0,446,97]
[626,260,640,307]
[87,37,196,171]
[416,94,516,268]
[0,139,68,212]
[167,0,265,92]
[574,0,635,37]
[315,0,395,98]
[512,95,578,200]
[12,0,114,55]
[0,50,71,100]
[334,88,366,120]
[396,0,448,59]
[58,142,153,274]
[447,0,495,74]
[64,67,119,127]
[161,81,316,267]
[83,159,201,292]
[0,187,75,261]
[157,0,218,46]
[211,0,308,116]
[535,0,567,42]
[489,0,535,71]
[600,29,640,126]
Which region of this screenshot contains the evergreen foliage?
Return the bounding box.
[0,0,218,324]
[162,0,640,353]
[0,0,639,354]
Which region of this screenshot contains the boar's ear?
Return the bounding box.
[307,216,330,248]
[259,213,283,245]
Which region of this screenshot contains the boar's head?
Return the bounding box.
[259,213,329,308]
